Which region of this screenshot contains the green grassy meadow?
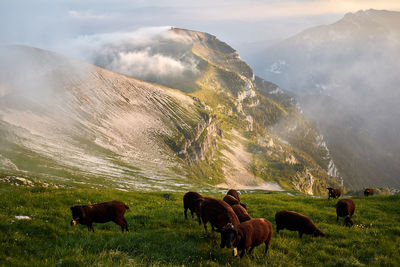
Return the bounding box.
[0,182,399,266]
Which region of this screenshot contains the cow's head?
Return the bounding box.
[216,223,239,249]
[70,206,85,226]
[344,215,354,227]
[313,228,326,237]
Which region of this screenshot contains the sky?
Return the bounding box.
[1,0,400,59]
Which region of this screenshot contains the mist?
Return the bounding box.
[250,9,400,188]
[55,27,201,83]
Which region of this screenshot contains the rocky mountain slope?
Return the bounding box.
[0,45,214,191]
[251,10,400,189]
[84,27,343,194]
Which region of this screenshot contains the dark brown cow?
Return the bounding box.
[217,218,273,258]
[227,189,240,202]
[231,204,251,223]
[327,187,341,199]
[70,200,129,232]
[223,194,247,210]
[200,197,240,233]
[183,191,203,224]
[364,188,374,197]
[275,210,325,238]
[336,198,356,227]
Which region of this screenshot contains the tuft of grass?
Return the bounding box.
[0,183,399,266]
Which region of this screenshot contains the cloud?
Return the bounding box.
[109,48,187,78]
[60,26,200,81]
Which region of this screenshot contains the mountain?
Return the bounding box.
[251,9,400,189]
[0,45,212,191]
[80,27,342,194]
[0,28,342,194]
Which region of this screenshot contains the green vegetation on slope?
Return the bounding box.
[1,182,399,266]
[188,40,341,193]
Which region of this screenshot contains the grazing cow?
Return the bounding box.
[231,204,251,223]
[327,187,341,199]
[364,188,374,197]
[227,189,240,202]
[200,197,239,233]
[223,194,247,210]
[183,191,203,224]
[217,218,273,258]
[70,200,129,232]
[275,210,325,238]
[336,198,356,227]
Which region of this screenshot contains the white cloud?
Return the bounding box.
[110,48,186,78]
[60,27,199,80]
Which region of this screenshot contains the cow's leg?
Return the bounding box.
[203,221,208,233]
[264,241,270,254]
[123,218,129,232]
[191,210,194,218]
[114,218,125,232]
[248,246,255,255]
[184,208,188,219]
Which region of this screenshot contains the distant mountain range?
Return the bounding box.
[0,28,343,194]
[251,9,400,189]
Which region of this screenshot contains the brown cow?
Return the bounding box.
[183,191,203,224]
[275,210,325,238]
[200,197,240,233]
[70,200,129,232]
[223,194,247,210]
[336,198,356,227]
[231,204,251,223]
[217,218,273,258]
[364,188,374,197]
[327,187,341,199]
[227,189,240,202]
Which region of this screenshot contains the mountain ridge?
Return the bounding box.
[87,27,342,193]
[0,28,343,194]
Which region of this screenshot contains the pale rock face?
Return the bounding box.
[286,155,297,165]
[292,170,314,195]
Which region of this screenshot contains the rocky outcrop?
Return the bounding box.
[177,117,220,162]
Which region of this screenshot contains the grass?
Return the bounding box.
[1,182,399,266]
